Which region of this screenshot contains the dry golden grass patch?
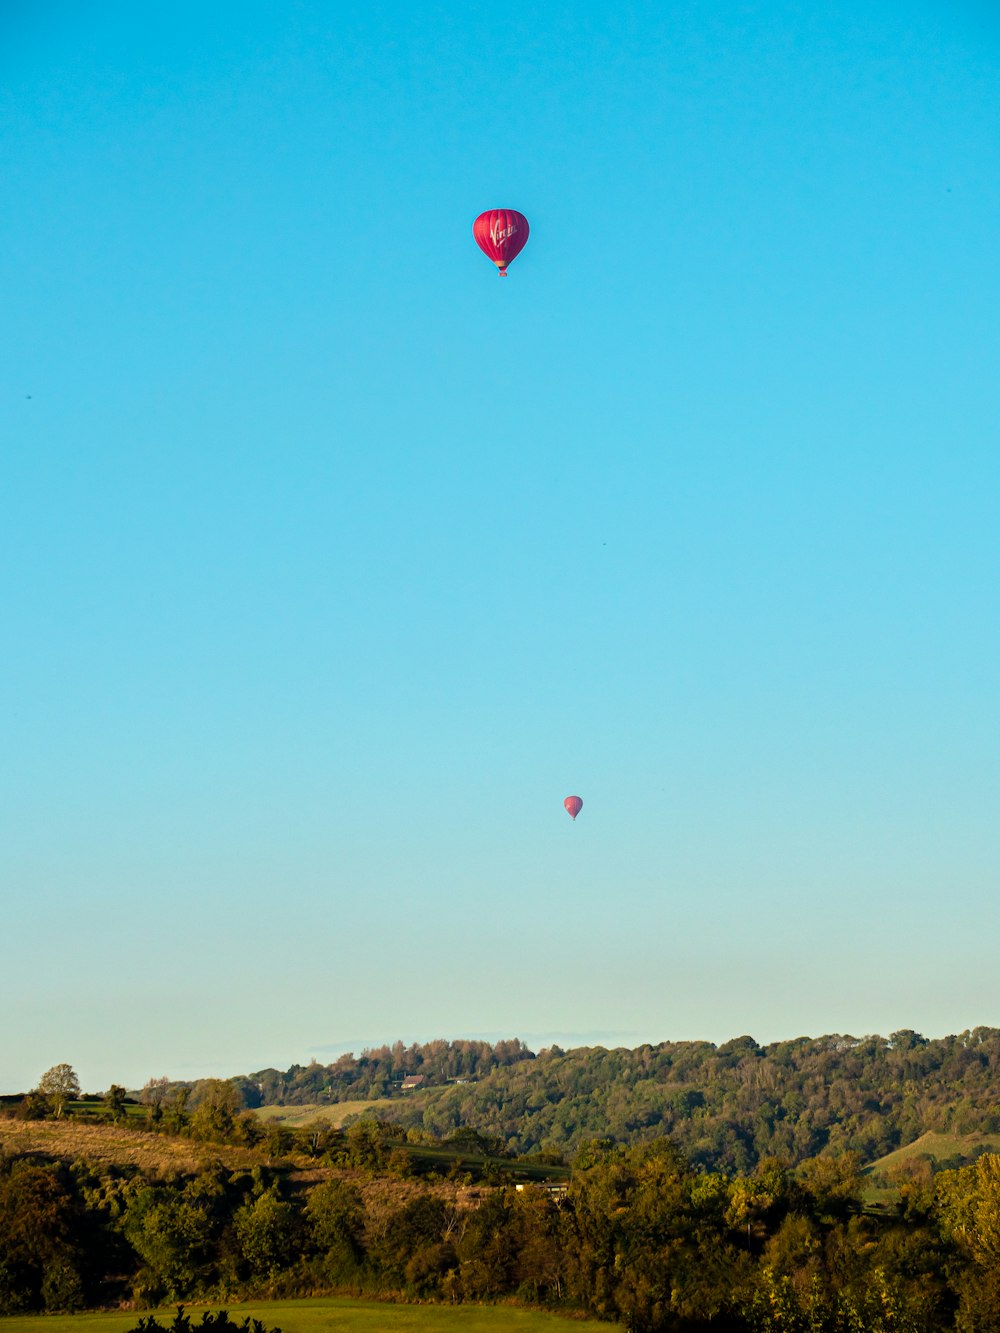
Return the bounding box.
[251,1100,393,1129]
[0,1119,266,1175]
[0,1119,494,1212]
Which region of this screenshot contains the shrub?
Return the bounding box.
[125,1307,281,1333]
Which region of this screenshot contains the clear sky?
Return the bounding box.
[2,0,999,1094]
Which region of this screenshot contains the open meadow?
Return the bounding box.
[860,1129,1000,1207]
[251,1102,403,1130]
[0,1299,608,1333]
[0,1118,265,1174]
[866,1130,1000,1177]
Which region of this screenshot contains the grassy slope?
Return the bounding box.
[866,1130,1000,1176]
[0,1299,607,1333]
[0,1120,265,1174]
[251,1101,402,1129]
[250,1091,441,1129]
[859,1130,1000,1208]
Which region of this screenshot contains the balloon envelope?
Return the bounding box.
[473,209,529,275]
[564,795,583,820]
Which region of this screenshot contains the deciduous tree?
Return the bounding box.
[233,1189,299,1280]
[36,1065,80,1118]
[123,1187,213,1301]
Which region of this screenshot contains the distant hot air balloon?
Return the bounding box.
[473,209,529,276]
[564,795,583,821]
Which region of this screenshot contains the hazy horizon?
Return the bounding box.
[8,1020,998,1096]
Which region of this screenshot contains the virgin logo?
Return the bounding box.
[490,221,517,245]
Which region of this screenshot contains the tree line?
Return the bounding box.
[230,1038,534,1107]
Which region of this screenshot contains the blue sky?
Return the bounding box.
[2,0,999,1093]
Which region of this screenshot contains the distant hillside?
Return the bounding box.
[224,1027,1000,1173]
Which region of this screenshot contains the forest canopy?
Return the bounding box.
[208,1028,1000,1173]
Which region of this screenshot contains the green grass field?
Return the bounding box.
[866,1130,1000,1178]
[0,1298,607,1333]
[251,1102,398,1129]
[860,1130,1000,1208]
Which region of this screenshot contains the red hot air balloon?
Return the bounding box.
[473,209,529,276]
[564,795,583,821]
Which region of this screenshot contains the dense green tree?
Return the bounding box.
[454,1190,516,1299]
[123,1187,214,1301]
[15,1090,52,1120]
[304,1180,364,1282]
[261,1123,293,1159]
[936,1154,1000,1330]
[0,1160,81,1312]
[509,1187,564,1303]
[39,1258,85,1312]
[188,1081,241,1142]
[104,1085,129,1123]
[232,1189,299,1282]
[163,1086,190,1134]
[367,1195,452,1290]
